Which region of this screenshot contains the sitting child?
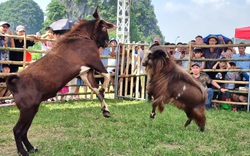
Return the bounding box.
[224,62,240,101]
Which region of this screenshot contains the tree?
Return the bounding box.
[43,0,67,28]
[43,0,163,43]
[0,0,43,34]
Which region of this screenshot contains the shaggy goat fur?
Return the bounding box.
[142,45,207,131]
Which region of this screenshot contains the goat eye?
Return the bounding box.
[102,27,107,31]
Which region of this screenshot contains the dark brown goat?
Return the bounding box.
[142,45,207,131]
[6,7,115,156]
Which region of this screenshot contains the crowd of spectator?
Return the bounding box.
[0,20,249,111]
[161,35,249,111]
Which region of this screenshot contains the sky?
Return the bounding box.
[0,0,249,43]
[153,0,250,43]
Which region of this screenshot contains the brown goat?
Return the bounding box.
[6,7,115,156]
[142,45,207,131]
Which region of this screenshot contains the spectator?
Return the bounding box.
[175,42,183,65]
[134,42,145,73]
[153,37,161,45]
[132,42,145,98]
[212,57,231,102]
[192,48,205,70]
[195,35,205,45]
[212,57,231,71]
[224,62,240,102]
[232,87,248,111]
[191,63,228,109]
[203,35,224,68]
[41,27,55,55]
[232,42,250,87]
[221,39,236,59]
[97,38,118,91]
[119,49,137,97]
[179,43,190,70]
[202,35,224,81]
[0,21,13,71]
[0,64,11,103]
[68,77,77,101]
[96,38,117,91]
[74,76,88,99]
[189,39,196,51]
[194,35,206,56]
[165,43,176,60]
[9,25,40,72]
[164,42,170,52]
[58,84,69,102]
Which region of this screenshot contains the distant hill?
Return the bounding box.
[44,0,164,43]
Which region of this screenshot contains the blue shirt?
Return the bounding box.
[0,38,4,71]
[232,53,250,69]
[101,47,117,73]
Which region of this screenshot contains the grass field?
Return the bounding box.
[0,99,250,156]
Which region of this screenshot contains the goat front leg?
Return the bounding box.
[150,100,158,119]
[80,68,111,118]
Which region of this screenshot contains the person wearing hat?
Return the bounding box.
[0,21,14,71]
[192,48,205,69]
[0,21,11,36]
[202,35,225,80]
[191,63,228,109]
[9,25,40,72]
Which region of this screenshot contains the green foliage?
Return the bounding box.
[0,0,164,49]
[0,0,44,34]
[1,100,250,155]
[43,0,163,43]
[28,42,42,60]
[43,0,67,29]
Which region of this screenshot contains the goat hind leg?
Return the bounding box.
[14,105,39,156]
[192,107,206,132]
[22,106,39,153]
[184,110,192,128]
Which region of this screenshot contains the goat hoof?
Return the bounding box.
[150,113,155,119]
[28,147,38,153]
[200,128,205,132]
[18,151,29,156]
[184,119,192,127]
[103,111,111,118]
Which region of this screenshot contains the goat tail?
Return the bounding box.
[158,101,165,113]
[6,74,20,93]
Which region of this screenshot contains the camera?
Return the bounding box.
[170,51,173,55]
[181,51,185,54]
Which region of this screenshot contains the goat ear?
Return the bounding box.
[100,20,117,30]
[93,6,100,20]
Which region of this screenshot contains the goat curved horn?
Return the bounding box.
[150,46,169,58]
[93,6,100,20]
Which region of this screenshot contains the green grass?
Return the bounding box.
[0,99,250,156]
